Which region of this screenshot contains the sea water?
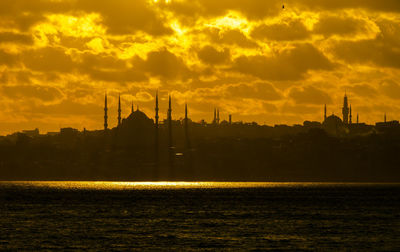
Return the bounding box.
[0,182,399,250]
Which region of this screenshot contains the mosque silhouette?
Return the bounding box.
[102,91,399,140]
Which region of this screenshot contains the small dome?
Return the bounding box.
[126,110,151,121]
[323,114,347,135]
[119,109,154,130]
[117,109,154,147]
[323,114,343,125]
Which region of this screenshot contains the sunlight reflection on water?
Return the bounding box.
[0,181,394,190]
[0,181,399,250]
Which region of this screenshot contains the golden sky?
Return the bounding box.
[1,0,400,134]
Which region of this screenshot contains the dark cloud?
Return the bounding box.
[34,100,102,116]
[313,16,368,37]
[0,32,33,44]
[224,82,282,100]
[135,48,190,81]
[78,52,147,83]
[281,102,321,114]
[251,20,310,41]
[163,0,400,26]
[289,86,332,105]
[197,45,230,65]
[188,76,259,89]
[231,43,334,81]
[0,0,171,35]
[21,48,149,83]
[0,70,35,84]
[163,0,281,20]
[0,0,69,30]
[1,85,63,101]
[209,28,258,48]
[81,52,127,70]
[346,84,377,98]
[0,50,19,66]
[76,0,172,36]
[380,80,400,100]
[295,0,400,12]
[262,102,278,112]
[333,34,400,69]
[22,47,75,73]
[333,19,400,68]
[87,69,147,83]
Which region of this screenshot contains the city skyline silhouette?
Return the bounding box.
[1,89,399,182]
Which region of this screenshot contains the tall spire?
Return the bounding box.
[184,102,192,172]
[117,93,121,126]
[104,92,108,131]
[185,103,188,120]
[168,95,172,141]
[217,109,220,124]
[349,105,352,124]
[357,113,359,124]
[154,91,159,179]
[229,114,232,125]
[131,101,134,114]
[155,91,159,126]
[213,108,216,124]
[324,104,327,122]
[342,93,349,124]
[184,103,190,150]
[167,94,174,179]
[384,113,387,123]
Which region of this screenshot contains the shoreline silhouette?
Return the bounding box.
[0,93,399,182]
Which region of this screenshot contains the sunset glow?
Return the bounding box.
[1,0,400,134]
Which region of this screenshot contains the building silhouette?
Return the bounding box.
[3,91,400,182]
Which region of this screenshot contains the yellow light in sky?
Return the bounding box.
[86,37,106,53]
[206,12,249,32]
[45,13,105,38]
[170,21,185,36]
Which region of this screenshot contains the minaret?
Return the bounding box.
[342,93,349,124]
[217,109,220,124]
[184,103,190,150]
[167,95,174,179]
[349,105,352,124]
[104,92,108,131]
[184,103,193,172]
[117,94,121,126]
[155,92,159,128]
[324,104,327,122]
[168,95,172,136]
[131,101,134,114]
[229,114,232,125]
[357,113,359,124]
[154,91,159,178]
[213,108,216,124]
[384,113,387,123]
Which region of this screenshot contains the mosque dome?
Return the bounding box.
[125,110,152,122]
[117,109,154,146]
[322,114,347,135]
[120,109,154,127]
[323,114,343,125]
